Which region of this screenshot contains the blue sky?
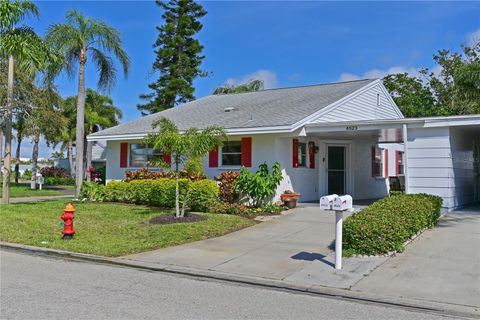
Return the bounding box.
[19,1,480,158]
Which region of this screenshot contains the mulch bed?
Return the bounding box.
[149,213,207,225]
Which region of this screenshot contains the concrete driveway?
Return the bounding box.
[352,206,480,308]
[123,205,387,289]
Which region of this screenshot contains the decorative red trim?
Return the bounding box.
[209,146,218,167]
[241,137,252,167]
[308,141,315,169]
[163,153,171,166]
[292,139,299,168]
[384,149,389,177]
[120,143,128,168]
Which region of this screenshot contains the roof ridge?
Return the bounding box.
[212,78,377,97]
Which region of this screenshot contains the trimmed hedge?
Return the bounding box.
[102,178,219,212]
[44,177,75,186]
[343,194,442,256]
[187,179,220,212]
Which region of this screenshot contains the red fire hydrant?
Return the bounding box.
[61,203,76,240]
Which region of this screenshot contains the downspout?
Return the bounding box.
[402,123,409,194]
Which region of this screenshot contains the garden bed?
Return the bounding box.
[0,200,255,257]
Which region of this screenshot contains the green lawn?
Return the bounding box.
[0,200,255,257]
[0,184,65,197]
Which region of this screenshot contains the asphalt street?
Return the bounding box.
[0,250,457,320]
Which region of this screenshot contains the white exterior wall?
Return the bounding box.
[407,127,453,210]
[309,83,401,123]
[105,134,403,203]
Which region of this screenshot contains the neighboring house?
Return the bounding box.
[54,140,108,172]
[88,79,480,211]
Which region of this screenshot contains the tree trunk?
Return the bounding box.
[67,141,74,177]
[30,131,40,190]
[2,55,14,204]
[14,132,22,184]
[175,163,180,217]
[75,51,87,197]
[0,126,3,164]
[86,125,93,181]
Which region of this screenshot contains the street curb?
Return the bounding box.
[1,241,478,319]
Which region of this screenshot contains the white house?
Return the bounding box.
[87,79,480,211]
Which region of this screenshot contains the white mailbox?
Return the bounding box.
[333,195,353,211]
[320,194,338,210]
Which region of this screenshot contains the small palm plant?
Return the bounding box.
[145,118,226,218]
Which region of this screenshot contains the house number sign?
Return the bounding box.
[346,126,358,131]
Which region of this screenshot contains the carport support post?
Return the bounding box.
[335,210,343,270]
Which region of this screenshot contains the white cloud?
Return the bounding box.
[466,27,480,47]
[338,66,421,82]
[224,69,278,89]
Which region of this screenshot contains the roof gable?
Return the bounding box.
[306,81,403,124]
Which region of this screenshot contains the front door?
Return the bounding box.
[327,146,346,195]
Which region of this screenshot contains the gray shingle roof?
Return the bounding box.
[90,79,376,138]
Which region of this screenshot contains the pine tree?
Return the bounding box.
[138,0,207,115]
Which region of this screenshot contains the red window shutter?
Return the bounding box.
[293,139,299,168]
[384,149,389,177]
[120,143,128,168]
[209,146,218,168]
[163,153,171,165]
[241,137,252,167]
[395,151,399,176]
[308,141,315,169]
[371,146,375,177]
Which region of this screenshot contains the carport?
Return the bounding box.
[304,114,480,211]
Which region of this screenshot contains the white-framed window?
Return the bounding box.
[221,141,242,166]
[129,143,163,167]
[297,142,307,167]
[397,151,405,175]
[372,147,384,177]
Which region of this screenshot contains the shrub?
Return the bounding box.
[215,171,240,203]
[79,181,106,201]
[40,166,70,178]
[124,168,206,182]
[343,194,443,256]
[22,169,32,180]
[44,177,75,186]
[187,179,219,212]
[234,162,283,207]
[208,201,250,215]
[104,178,190,208]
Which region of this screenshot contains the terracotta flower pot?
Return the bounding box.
[280,192,301,209]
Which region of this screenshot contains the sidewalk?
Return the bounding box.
[0,186,75,204]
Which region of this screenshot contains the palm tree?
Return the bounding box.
[13,112,26,184]
[55,96,77,177]
[146,118,226,218]
[213,79,264,95]
[84,89,122,175]
[46,10,130,196]
[0,0,46,204]
[24,85,66,190]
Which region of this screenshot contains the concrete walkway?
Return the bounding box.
[352,205,480,308]
[0,187,75,204]
[123,205,387,289]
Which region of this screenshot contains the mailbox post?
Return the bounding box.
[37,173,44,190]
[319,194,353,270]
